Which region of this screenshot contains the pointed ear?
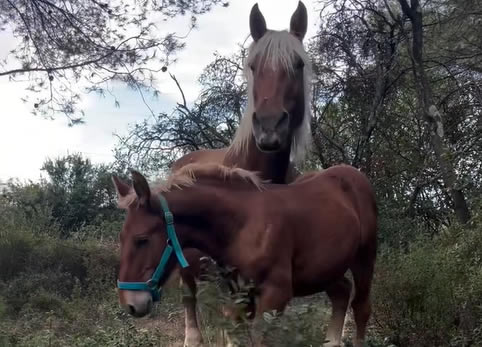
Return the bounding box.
[249,3,267,41]
[290,1,308,41]
[131,170,151,207]
[112,175,130,198]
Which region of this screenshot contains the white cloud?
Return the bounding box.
[0,0,318,181]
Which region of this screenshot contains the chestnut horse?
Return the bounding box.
[171,1,312,181]
[113,163,377,347]
[170,2,313,345]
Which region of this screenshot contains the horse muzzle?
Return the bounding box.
[252,111,290,152]
[120,290,153,317]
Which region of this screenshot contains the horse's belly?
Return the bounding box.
[292,264,350,297]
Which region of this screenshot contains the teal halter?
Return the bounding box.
[117,195,189,302]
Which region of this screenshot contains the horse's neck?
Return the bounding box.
[166,183,251,262]
[225,136,292,184]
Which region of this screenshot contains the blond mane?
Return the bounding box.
[227,30,313,163]
[118,163,264,209]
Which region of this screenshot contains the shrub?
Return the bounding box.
[192,262,332,347]
[0,228,118,316]
[0,227,129,347]
[372,212,482,346]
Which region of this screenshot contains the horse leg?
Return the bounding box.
[350,258,375,347]
[181,273,203,347]
[323,276,352,347]
[252,284,292,347]
[218,303,242,347]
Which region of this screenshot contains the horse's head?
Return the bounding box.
[112,172,181,318]
[247,1,309,153]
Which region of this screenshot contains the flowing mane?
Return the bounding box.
[118,163,263,209]
[228,30,313,163]
[160,163,264,191]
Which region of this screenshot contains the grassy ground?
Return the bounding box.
[0,270,374,347]
[1,210,481,346]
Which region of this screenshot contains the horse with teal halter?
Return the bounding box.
[117,195,188,302]
[113,163,378,347]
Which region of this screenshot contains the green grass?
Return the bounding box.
[1,208,481,346]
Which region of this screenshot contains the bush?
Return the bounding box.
[1,190,481,346]
[0,154,124,239]
[0,227,133,347]
[372,211,482,347]
[74,219,124,242]
[189,261,333,347]
[0,181,58,236]
[0,228,118,316]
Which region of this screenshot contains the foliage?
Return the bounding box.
[0,179,56,234]
[372,203,482,346]
[2,153,123,236]
[1,179,481,346]
[0,220,185,347]
[1,1,481,345]
[187,264,332,347]
[114,50,247,174]
[114,0,482,226]
[0,0,228,123]
[0,228,118,303]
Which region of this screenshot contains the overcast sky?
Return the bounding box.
[0,0,319,182]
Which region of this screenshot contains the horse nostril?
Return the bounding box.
[252,112,259,125]
[128,305,136,315]
[147,298,153,311]
[277,112,289,128]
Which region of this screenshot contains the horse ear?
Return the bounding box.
[112,176,130,198]
[249,3,267,41]
[131,170,151,207]
[290,1,308,41]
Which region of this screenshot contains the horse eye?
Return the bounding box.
[295,60,304,70]
[249,64,255,72]
[135,238,149,248]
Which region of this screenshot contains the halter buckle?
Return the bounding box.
[164,211,174,225]
[146,279,157,289]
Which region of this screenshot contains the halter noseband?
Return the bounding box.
[117,194,189,302]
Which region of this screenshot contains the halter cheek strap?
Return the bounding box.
[117,194,189,302]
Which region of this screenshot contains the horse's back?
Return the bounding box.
[320,165,375,205]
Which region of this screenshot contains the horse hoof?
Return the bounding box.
[183,328,203,347]
[323,342,341,347]
[183,339,203,347]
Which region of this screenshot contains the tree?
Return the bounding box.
[310,0,405,174]
[114,48,247,174]
[39,153,121,234]
[397,0,471,223]
[0,0,227,124]
[308,0,480,226]
[112,0,481,230]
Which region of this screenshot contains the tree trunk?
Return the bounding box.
[397,0,470,224]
